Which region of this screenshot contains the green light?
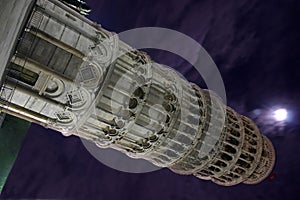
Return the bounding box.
[0,114,30,194]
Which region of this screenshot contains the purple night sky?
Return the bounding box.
[1,0,300,199]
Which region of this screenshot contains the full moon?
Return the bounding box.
[274,108,288,121]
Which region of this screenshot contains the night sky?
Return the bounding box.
[1,0,300,199]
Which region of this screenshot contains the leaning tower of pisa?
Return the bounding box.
[0,0,275,186]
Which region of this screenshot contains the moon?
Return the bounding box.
[273,108,288,121]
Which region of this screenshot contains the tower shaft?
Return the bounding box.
[0,0,275,186]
